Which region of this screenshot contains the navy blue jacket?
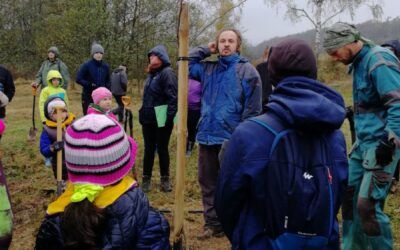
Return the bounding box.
[189,46,262,145]
[76,59,110,95]
[139,45,177,125]
[0,65,15,118]
[35,187,170,250]
[381,39,400,58]
[216,77,348,249]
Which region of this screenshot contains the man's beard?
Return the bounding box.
[342,48,357,65]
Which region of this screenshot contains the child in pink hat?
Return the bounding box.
[87,87,118,121]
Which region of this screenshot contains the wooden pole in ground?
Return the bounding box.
[56,107,63,196]
[173,2,189,249]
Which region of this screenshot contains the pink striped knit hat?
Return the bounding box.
[65,114,137,186]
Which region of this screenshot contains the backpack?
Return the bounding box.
[249,116,334,250]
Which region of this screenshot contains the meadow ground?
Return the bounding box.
[3,79,400,249]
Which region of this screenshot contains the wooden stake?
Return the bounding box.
[173,2,189,248]
[56,107,63,196]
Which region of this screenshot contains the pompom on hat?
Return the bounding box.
[92,87,112,105]
[65,114,137,186]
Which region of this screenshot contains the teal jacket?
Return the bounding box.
[351,45,400,149]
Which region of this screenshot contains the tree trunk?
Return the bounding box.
[314,0,323,58]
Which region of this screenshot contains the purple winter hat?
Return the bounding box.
[65,114,137,186]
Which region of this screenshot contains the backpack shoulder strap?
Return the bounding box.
[249,115,294,158]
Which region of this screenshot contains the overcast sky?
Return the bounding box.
[240,0,400,45]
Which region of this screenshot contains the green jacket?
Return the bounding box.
[35,58,70,89]
[39,70,69,122]
[0,161,12,249]
[351,45,400,149]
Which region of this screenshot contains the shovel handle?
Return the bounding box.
[55,107,63,196]
[32,86,38,96]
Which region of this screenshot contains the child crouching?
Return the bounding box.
[40,96,75,183]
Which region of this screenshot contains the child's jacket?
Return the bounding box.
[40,113,75,180]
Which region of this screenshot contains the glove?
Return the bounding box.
[375,138,395,167]
[345,106,354,120]
[51,141,64,152]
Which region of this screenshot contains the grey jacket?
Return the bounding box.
[110,68,128,95]
[35,59,70,89]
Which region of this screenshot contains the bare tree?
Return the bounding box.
[265,0,383,57]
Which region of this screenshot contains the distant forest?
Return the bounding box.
[245,17,400,61]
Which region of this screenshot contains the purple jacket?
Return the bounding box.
[188,79,201,111]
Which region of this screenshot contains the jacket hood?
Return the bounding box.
[44,95,67,121]
[268,38,317,87]
[46,70,64,86]
[148,45,171,66]
[267,76,346,132]
[48,46,59,57]
[113,67,124,73]
[381,39,400,57]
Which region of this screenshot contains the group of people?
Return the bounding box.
[213,23,400,250]
[187,23,400,250]
[1,21,400,249]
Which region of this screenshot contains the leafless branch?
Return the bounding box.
[321,6,346,26]
[191,0,248,42]
[290,7,317,27]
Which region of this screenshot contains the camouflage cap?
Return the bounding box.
[323,22,370,54]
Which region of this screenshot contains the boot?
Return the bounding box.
[160,176,172,192]
[141,175,151,192]
[186,141,195,156]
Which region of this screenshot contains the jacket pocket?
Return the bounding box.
[362,146,381,170]
[139,107,156,125]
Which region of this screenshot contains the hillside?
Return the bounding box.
[245,17,400,60]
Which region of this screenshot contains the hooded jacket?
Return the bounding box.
[189,46,262,145]
[39,70,69,122]
[216,39,347,250]
[40,96,75,180]
[216,77,348,250]
[350,44,400,149]
[35,48,69,89]
[139,45,177,125]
